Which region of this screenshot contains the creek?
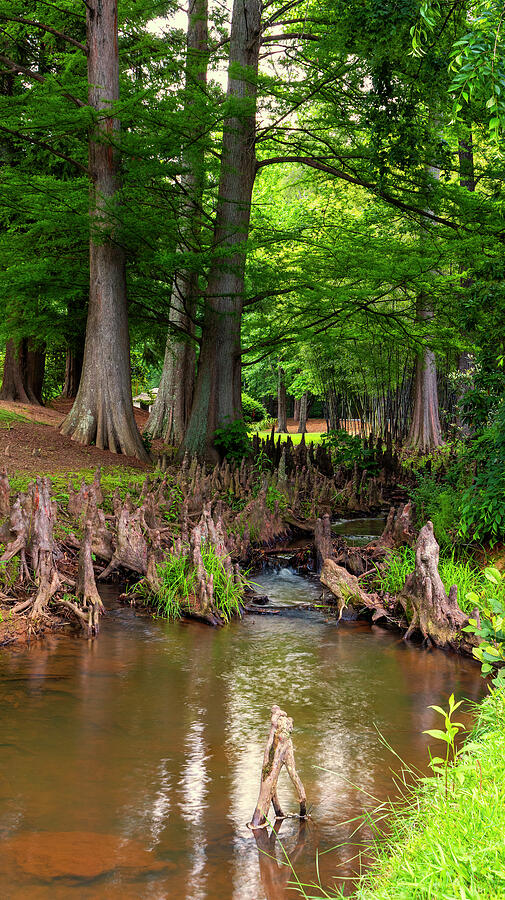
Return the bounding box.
[0,518,486,900]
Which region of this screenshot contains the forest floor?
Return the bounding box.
[0,399,152,475]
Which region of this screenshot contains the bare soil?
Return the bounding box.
[0,399,152,475]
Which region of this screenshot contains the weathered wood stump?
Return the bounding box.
[250,705,307,828]
[399,521,476,652]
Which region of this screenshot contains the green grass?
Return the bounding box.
[9,467,154,510]
[294,688,505,900]
[0,408,29,429]
[374,546,505,615]
[134,542,245,623]
[253,430,324,444]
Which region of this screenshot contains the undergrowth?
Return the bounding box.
[374,546,505,614]
[134,543,244,623]
[292,688,505,900]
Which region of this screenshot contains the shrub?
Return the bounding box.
[214,418,251,462]
[241,392,267,424]
[322,429,378,472]
[459,400,505,545]
[410,472,462,550]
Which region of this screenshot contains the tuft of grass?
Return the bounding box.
[134,542,245,623]
[0,408,29,429]
[375,546,505,615]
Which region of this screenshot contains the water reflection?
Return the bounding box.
[0,597,485,899]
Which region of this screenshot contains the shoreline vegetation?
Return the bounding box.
[297,686,505,900]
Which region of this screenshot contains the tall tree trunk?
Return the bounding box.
[406,129,443,452]
[62,347,83,399]
[180,0,261,461]
[61,0,148,460]
[293,397,301,422]
[0,339,45,405]
[276,366,288,432]
[297,391,308,434]
[327,386,339,431]
[147,0,208,444]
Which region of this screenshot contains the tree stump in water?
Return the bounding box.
[250,705,307,828]
[400,521,475,651]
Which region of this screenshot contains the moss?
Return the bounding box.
[262,738,277,781]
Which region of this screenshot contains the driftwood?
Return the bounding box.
[399,521,476,652]
[320,558,390,622]
[250,705,307,828]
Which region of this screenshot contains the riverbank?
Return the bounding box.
[321,686,505,900]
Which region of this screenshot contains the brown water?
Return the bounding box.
[0,592,485,900]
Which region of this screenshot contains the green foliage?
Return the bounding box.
[249,416,277,433]
[423,693,466,798]
[322,429,378,473]
[134,543,244,623]
[464,566,505,684]
[375,546,505,615]
[265,485,288,514]
[460,400,505,545]
[410,472,462,550]
[213,419,251,463]
[241,392,267,424]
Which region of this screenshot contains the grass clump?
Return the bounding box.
[352,688,505,900]
[135,542,244,623]
[375,546,505,615]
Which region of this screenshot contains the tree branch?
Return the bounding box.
[0,55,86,107]
[0,15,87,52]
[255,156,459,229]
[0,124,89,174]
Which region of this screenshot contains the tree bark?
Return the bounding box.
[60,0,148,460]
[0,338,45,404]
[407,338,443,451]
[293,397,300,422]
[62,346,83,399]
[276,366,288,433]
[146,0,208,444]
[297,391,308,434]
[406,131,443,452]
[250,705,307,828]
[180,0,261,462]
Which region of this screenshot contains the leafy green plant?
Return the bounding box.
[241,392,267,424]
[410,472,461,550]
[464,566,505,684]
[250,415,277,433]
[213,419,251,462]
[423,693,466,798]
[265,484,287,514]
[321,429,378,473]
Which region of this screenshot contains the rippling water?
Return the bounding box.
[0,590,484,899]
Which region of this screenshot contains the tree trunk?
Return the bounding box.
[406,131,443,452]
[62,346,83,399]
[61,0,148,460]
[327,386,339,431]
[297,392,308,434]
[180,0,261,461]
[146,0,208,444]
[0,338,45,405]
[293,398,300,422]
[276,367,288,433]
[407,340,443,451]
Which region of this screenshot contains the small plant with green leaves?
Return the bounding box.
[464,566,505,685]
[423,693,466,798]
[265,484,287,514]
[213,419,251,463]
